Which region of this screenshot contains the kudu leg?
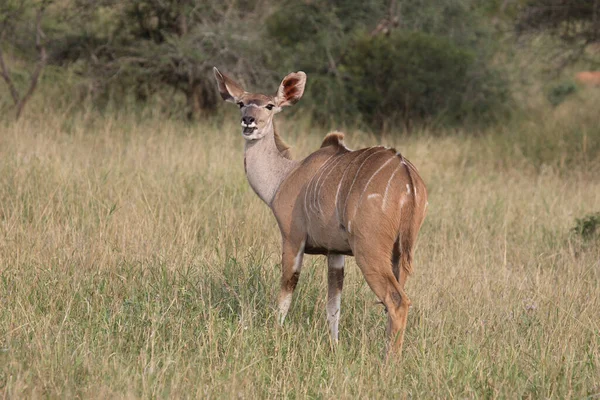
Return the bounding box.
[386,286,411,357]
[392,237,410,288]
[277,239,305,325]
[391,238,402,284]
[355,247,411,358]
[327,254,345,343]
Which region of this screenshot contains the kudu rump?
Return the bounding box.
[213,68,428,356]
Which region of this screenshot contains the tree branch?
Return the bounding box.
[0,31,20,105]
[15,6,48,119]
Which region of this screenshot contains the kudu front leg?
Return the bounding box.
[277,239,305,325]
[327,254,345,344]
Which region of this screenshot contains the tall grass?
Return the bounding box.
[0,102,599,398]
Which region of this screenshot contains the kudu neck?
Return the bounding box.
[243,123,298,206]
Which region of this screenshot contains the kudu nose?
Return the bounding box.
[242,116,255,126]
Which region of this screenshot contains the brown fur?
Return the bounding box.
[272,142,428,358]
[575,71,600,86]
[214,67,428,358]
[320,131,346,148]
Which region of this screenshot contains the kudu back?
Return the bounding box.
[213,67,428,357]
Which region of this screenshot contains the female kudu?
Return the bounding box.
[213,68,428,356]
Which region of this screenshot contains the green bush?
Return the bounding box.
[546,81,577,106]
[343,31,509,129]
[2,0,513,127]
[265,0,511,130]
[572,213,600,241]
[264,0,386,124]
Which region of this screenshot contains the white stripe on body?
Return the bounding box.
[306,153,336,214]
[403,158,418,200]
[303,177,311,225]
[334,148,377,225]
[383,163,402,210]
[342,148,388,232]
[349,154,396,224]
[314,154,347,214]
[311,153,344,214]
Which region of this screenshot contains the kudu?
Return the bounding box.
[213,68,428,356]
[575,71,600,87]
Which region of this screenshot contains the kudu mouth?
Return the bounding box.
[241,121,258,137]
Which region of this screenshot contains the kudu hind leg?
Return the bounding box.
[355,247,411,357]
[277,240,305,325]
[392,237,401,284]
[327,254,345,343]
[392,236,411,288]
[386,283,411,356]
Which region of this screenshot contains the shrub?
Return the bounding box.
[265,0,511,131]
[546,81,577,106]
[343,31,509,129]
[572,213,600,241]
[264,0,388,124]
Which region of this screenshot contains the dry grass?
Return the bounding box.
[0,106,599,398]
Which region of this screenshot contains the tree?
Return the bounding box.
[52,0,274,119]
[266,0,510,129]
[0,0,51,120]
[517,0,600,67]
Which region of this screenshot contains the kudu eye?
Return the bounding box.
[237,102,244,108]
[266,104,275,110]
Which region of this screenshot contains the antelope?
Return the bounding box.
[575,71,600,87]
[213,67,428,357]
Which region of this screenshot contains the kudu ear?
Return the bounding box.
[213,67,245,103]
[275,72,306,108]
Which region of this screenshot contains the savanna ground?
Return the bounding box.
[1,90,600,398]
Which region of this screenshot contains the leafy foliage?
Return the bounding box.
[47,0,273,118]
[546,81,577,106]
[4,0,513,127]
[517,0,600,68]
[0,0,50,119]
[264,0,388,124]
[266,0,511,130]
[345,31,473,128]
[518,0,600,44]
[572,212,600,241]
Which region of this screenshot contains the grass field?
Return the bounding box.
[1,105,599,398]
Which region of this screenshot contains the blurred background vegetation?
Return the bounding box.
[0,0,599,131]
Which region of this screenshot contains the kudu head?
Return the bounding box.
[213,67,306,141]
